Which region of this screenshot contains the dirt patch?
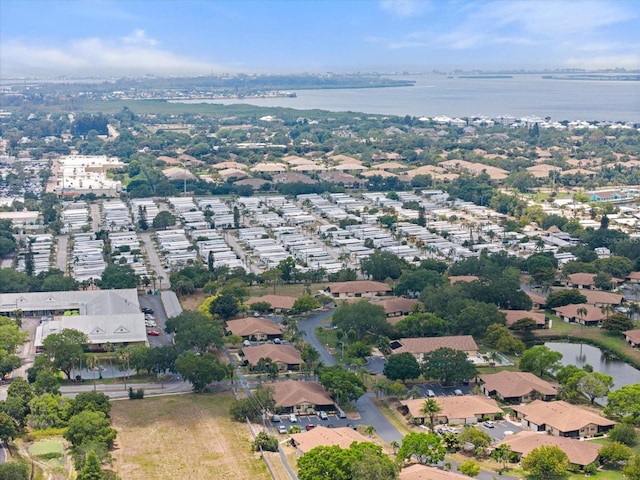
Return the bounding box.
[111,393,270,480]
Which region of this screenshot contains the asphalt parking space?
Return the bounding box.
[273,412,360,432]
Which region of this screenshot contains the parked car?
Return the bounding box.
[337,411,346,419]
[243,340,251,347]
[454,389,463,396]
[278,425,288,434]
[271,414,281,423]
[289,414,298,423]
[305,424,316,431]
[273,338,281,344]
[347,423,356,430]
[427,389,436,398]
[147,330,160,336]
[318,411,328,420]
[142,308,154,314]
[483,421,495,428]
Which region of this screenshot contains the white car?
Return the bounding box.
[278,425,288,434]
[318,411,328,420]
[289,414,298,423]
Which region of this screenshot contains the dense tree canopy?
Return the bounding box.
[396,432,446,466]
[319,365,366,404]
[519,346,563,378]
[421,348,476,386]
[383,352,421,383]
[332,300,390,339]
[41,328,88,379]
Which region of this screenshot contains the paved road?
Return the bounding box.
[223,231,261,274]
[55,234,68,271]
[297,308,336,366]
[139,231,167,290]
[90,203,100,232]
[59,375,193,399]
[0,442,5,464]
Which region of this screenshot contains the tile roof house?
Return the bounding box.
[290,426,371,454]
[246,295,297,312]
[479,371,557,403]
[581,290,624,307]
[399,464,470,480]
[225,317,282,340]
[448,275,479,284]
[497,431,601,467]
[401,395,503,425]
[268,380,334,415]
[373,297,422,317]
[566,273,597,289]
[324,280,392,298]
[501,310,547,329]
[553,303,604,326]
[624,329,640,347]
[390,335,478,358]
[512,400,615,438]
[524,290,547,309]
[242,344,303,371]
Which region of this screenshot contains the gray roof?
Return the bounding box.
[0,289,140,315]
[35,313,148,346]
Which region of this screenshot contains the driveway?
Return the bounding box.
[297,308,336,367]
[139,294,172,347]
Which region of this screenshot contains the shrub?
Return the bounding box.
[252,431,278,452]
[128,387,145,400]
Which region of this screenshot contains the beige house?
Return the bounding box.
[401,395,503,425]
[479,371,557,403]
[373,297,422,318]
[512,400,615,438]
[390,335,478,358]
[246,294,297,312]
[225,317,282,341]
[400,464,470,480]
[624,329,640,347]
[242,344,303,371]
[497,431,601,468]
[269,380,334,415]
[324,280,392,299]
[501,310,547,329]
[290,426,370,454]
[553,303,604,326]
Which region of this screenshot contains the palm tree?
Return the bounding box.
[576,306,588,326]
[364,425,376,438]
[600,304,615,319]
[373,381,389,399]
[419,398,442,432]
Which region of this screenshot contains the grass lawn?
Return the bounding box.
[110,393,271,480]
[28,440,63,458]
[372,399,414,437]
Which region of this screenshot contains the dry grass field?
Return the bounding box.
[110,393,270,480]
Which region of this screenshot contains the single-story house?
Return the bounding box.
[512,400,615,438]
[373,297,422,318]
[225,317,282,341]
[624,329,640,347]
[479,371,557,403]
[399,464,470,480]
[553,303,604,326]
[563,272,622,290]
[581,290,624,307]
[401,395,503,426]
[390,335,478,358]
[324,280,392,299]
[626,271,640,284]
[501,310,547,329]
[242,344,303,371]
[268,380,334,415]
[497,431,601,468]
[524,290,547,309]
[290,426,371,455]
[246,294,297,313]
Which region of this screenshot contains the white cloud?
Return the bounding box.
[122,29,157,46]
[379,0,426,17]
[1,31,229,77]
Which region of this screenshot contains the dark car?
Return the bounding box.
[305,424,316,431]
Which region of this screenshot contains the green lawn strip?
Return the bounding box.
[371,399,414,437]
[28,440,64,459]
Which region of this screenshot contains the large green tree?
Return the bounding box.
[174,351,232,393]
[577,372,614,404]
[42,328,88,379]
[97,263,139,289]
[519,346,562,378]
[396,432,446,466]
[165,311,224,354]
[319,365,366,405]
[521,445,569,480]
[605,384,640,423]
[332,300,390,338]
[360,252,406,281]
[63,410,117,449]
[152,210,177,229]
[421,348,476,386]
[383,352,421,383]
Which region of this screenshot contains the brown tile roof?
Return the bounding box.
[268,380,333,409]
[373,297,422,315]
[479,371,557,399]
[242,344,303,366]
[553,303,604,322]
[318,171,359,184]
[247,295,296,311]
[325,281,391,295]
[225,317,282,337]
[393,335,478,355]
[400,464,470,480]
[361,170,397,178]
[627,271,640,281]
[581,290,623,306]
[235,178,271,189]
[272,172,316,184]
[498,431,601,466]
[512,400,615,433]
[290,426,371,454]
[568,273,596,286]
[401,395,502,421]
[501,310,546,327]
[525,290,547,306]
[624,329,640,344]
[448,275,479,284]
[211,161,248,170]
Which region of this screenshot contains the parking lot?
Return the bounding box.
[270,411,361,433]
[476,419,522,441]
[415,382,474,398]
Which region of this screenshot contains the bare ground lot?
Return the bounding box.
[110,393,270,480]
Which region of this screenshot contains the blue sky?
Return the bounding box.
[1,0,638,77]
